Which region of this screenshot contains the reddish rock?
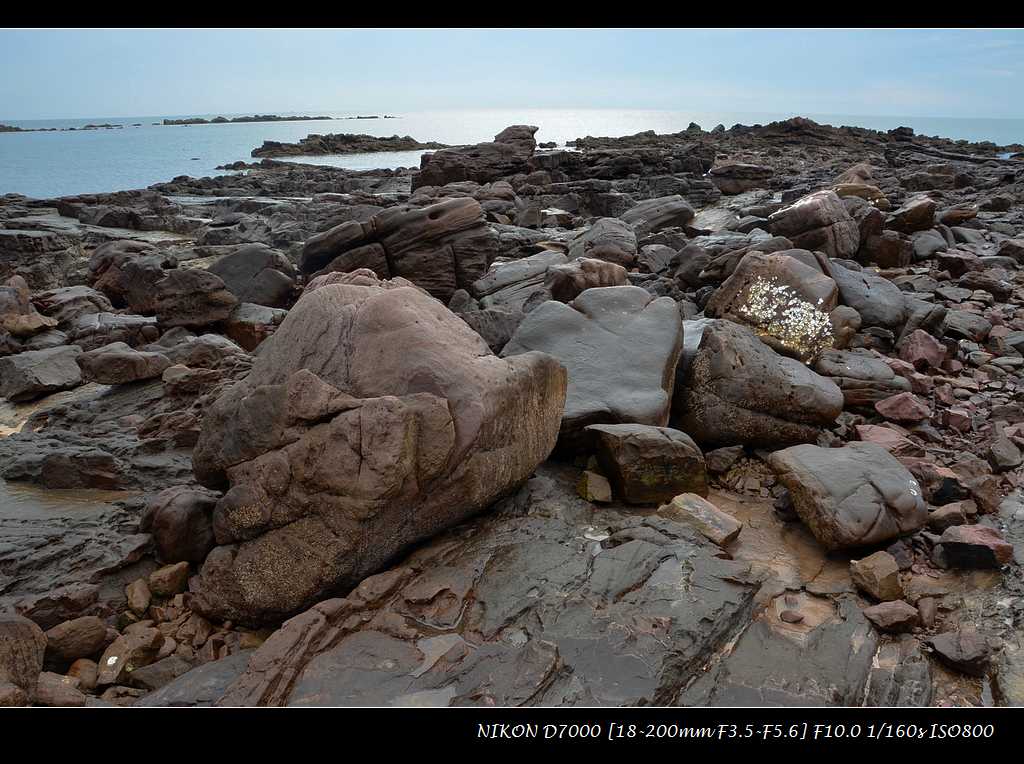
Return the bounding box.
[875,392,931,422]
[898,329,946,371]
[191,272,568,624]
[863,600,920,633]
[125,579,151,617]
[951,454,1002,514]
[937,525,1014,569]
[854,424,924,457]
[945,407,974,433]
[67,659,99,692]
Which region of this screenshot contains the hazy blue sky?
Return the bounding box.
[2,28,1023,120]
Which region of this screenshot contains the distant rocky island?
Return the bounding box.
[250,132,449,158]
[162,114,333,126]
[1,123,124,133]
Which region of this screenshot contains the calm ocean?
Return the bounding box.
[2,108,1023,199]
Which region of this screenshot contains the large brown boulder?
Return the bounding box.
[768,190,859,258]
[88,240,178,313]
[300,197,498,302]
[411,125,537,190]
[76,341,171,384]
[190,272,566,624]
[585,423,707,504]
[768,442,927,550]
[675,320,843,448]
[0,276,58,339]
[153,269,238,329]
[705,250,841,362]
[544,258,629,303]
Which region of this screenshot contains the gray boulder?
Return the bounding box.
[768,442,927,550]
[675,320,843,448]
[0,345,83,402]
[567,218,638,268]
[207,244,297,309]
[502,286,683,443]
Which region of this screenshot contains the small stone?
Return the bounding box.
[148,562,190,597]
[885,538,914,570]
[918,597,937,629]
[705,445,745,473]
[98,685,147,706]
[937,525,1014,569]
[927,504,968,533]
[988,429,1023,473]
[927,630,991,677]
[875,391,931,422]
[779,610,804,623]
[67,658,99,692]
[33,671,86,706]
[576,470,612,503]
[863,600,920,633]
[659,493,743,546]
[97,627,164,686]
[125,579,151,617]
[850,551,903,601]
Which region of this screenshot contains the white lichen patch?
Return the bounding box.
[737,276,835,361]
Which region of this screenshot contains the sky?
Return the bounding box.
[2,28,1023,120]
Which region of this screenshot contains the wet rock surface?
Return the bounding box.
[204,465,763,707]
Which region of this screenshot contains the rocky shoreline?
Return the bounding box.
[0,116,1022,708]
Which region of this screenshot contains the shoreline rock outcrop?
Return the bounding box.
[189,271,567,623]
